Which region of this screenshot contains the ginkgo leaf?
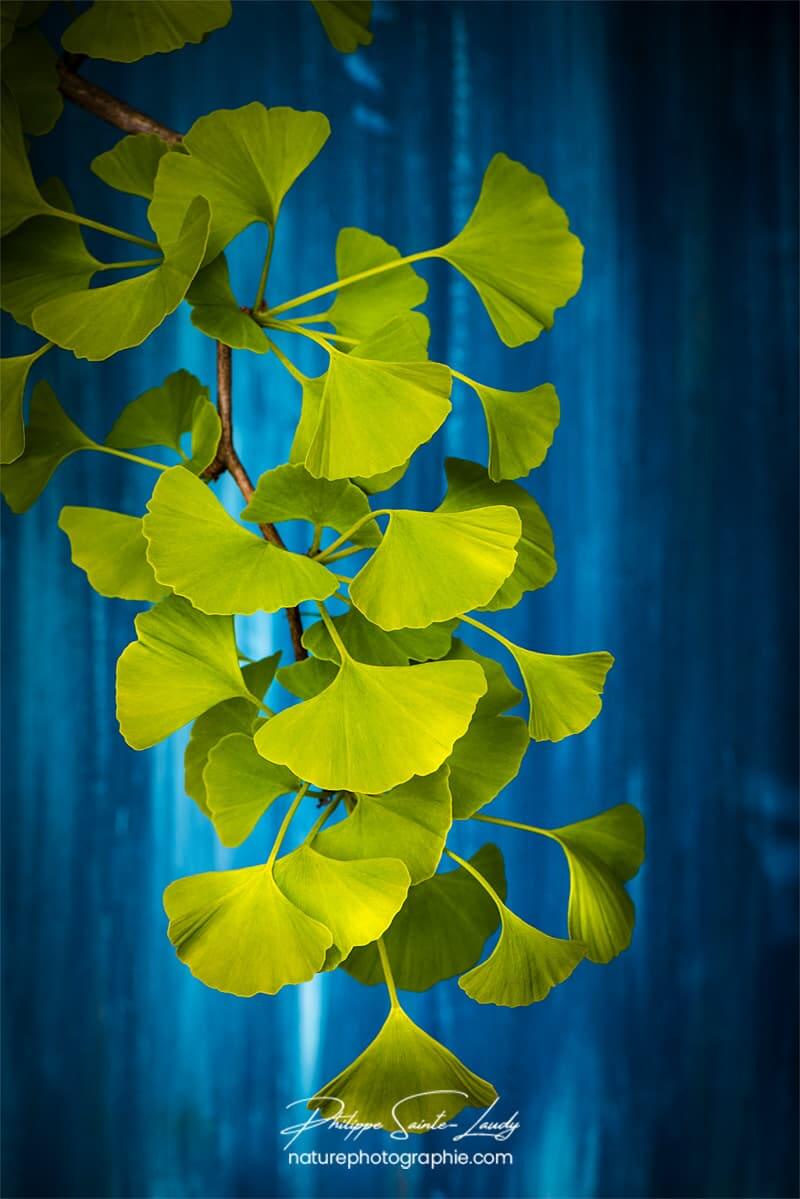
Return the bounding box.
[256,656,486,793]
[33,195,210,361]
[311,0,372,53]
[91,133,174,199]
[275,846,409,961]
[1,85,55,234]
[143,467,337,614]
[437,153,583,347]
[547,803,645,963]
[0,342,50,464]
[241,463,379,546]
[186,254,268,353]
[326,228,427,339]
[353,461,409,494]
[149,104,330,262]
[1,178,101,328]
[116,594,252,749]
[2,26,61,136]
[302,610,455,667]
[276,656,338,701]
[461,377,559,481]
[105,369,220,475]
[0,4,20,50]
[62,0,232,62]
[315,765,451,884]
[204,733,296,848]
[440,458,555,608]
[304,351,451,481]
[163,863,331,996]
[350,506,521,630]
[460,904,584,1007]
[448,714,528,819]
[58,507,168,602]
[505,639,614,742]
[444,639,522,717]
[344,845,506,991]
[1,382,93,512]
[184,653,280,814]
[309,1005,496,1130]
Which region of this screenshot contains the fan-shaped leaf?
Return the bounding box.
[62,0,231,62]
[351,506,521,630]
[149,104,330,262]
[242,463,379,545]
[91,133,173,199]
[1,86,54,234]
[437,153,583,347]
[311,0,372,53]
[326,228,427,339]
[505,639,614,742]
[448,715,528,819]
[186,254,267,353]
[444,639,522,717]
[105,369,219,474]
[256,656,486,793]
[116,594,252,749]
[163,864,331,996]
[204,733,296,848]
[58,507,167,602]
[459,904,584,1007]
[440,458,555,608]
[461,376,559,481]
[2,27,61,136]
[302,610,455,667]
[143,466,337,615]
[0,342,50,464]
[276,656,338,701]
[1,382,93,512]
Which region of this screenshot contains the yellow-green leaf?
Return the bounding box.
[1,85,54,235]
[0,341,50,464]
[105,369,219,474]
[460,376,559,481]
[62,0,231,62]
[506,639,614,742]
[241,463,379,545]
[276,656,338,701]
[204,732,296,848]
[2,26,61,136]
[448,714,528,819]
[326,227,427,339]
[186,254,268,353]
[91,132,173,199]
[302,610,455,667]
[311,0,372,53]
[1,381,93,512]
[58,506,168,602]
[444,638,522,717]
[460,901,585,1006]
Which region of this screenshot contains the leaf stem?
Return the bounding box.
[461,613,514,652]
[309,523,323,556]
[306,794,342,843]
[471,812,551,839]
[316,601,349,660]
[56,208,160,251]
[96,258,162,272]
[376,937,400,1008]
[315,509,387,563]
[267,249,436,318]
[444,848,505,913]
[93,445,166,471]
[266,338,308,385]
[267,782,310,869]
[262,319,337,356]
[319,544,368,565]
[277,320,358,347]
[252,224,275,312]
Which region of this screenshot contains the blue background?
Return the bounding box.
[2,2,798,1197]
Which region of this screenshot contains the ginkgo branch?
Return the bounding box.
[57,55,182,144]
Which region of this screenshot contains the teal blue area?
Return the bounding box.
[1,2,797,1197]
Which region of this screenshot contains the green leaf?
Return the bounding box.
[256,656,486,793]
[116,594,252,750]
[440,458,555,608]
[184,654,279,814]
[448,715,528,819]
[276,656,338,701]
[353,460,410,495]
[163,863,331,996]
[149,104,330,262]
[1,178,102,330]
[302,610,455,667]
[0,3,21,51]
[547,803,645,963]
[444,638,522,717]
[304,351,451,480]
[241,462,379,546]
[275,846,409,962]
[204,733,296,848]
[1,381,93,512]
[105,369,220,474]
[91,132,173,199]
[462,377,559,481]
[58,506,168,602]
[311,0,372,53]
[143,466,338,615]
[186,254,267,353]
[309,1004,495,1130]
[2,26,61,136]
[350,506,521,630]
[343,844,506,991]
[315,765,451,884]
[437,153,583,347]
[0,85,54,235]
[62,0,231,62]
[0,342,50,464]
[326,227,427,339]
[504,638,614,742]
[33,195,210,361]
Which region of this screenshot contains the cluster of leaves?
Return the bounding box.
[0,0,645,1129]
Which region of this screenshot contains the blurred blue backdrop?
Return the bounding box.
[2,2,798,1197]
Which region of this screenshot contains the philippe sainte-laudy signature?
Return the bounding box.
[280,1094,521,1148]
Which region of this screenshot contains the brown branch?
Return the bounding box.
[58,57,306,660]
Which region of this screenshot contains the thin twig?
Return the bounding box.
[58,56,182,144]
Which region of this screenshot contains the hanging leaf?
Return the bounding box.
[309,1004,496,1129]
[256,655,486,793]
[547,803,645,963]
[444,638,522,717]
[163,863,331,996]
[91,133,174,199]
[116,594,253,750]
[459,376,559,481]
[344,844,506,991]
[241,463,379,546]
[276,656,338,701]
[504,638,614,742]
[459,904,585,1007]
[437,153,583,347]
[105,369,220,474]
[2,26,61,136]
[0,342,50,465]
[302,610,455,667]
[186,255,268,354]
[58,507,168,602]
[326,228,427,339]
[143,467,338,615]
[351,506,521,630]
[149,104,330,262]
[1,86,55,235]
[62,0,232,62]
[33,195,211,361]
[311,0,372,53]
[447,714,528,819]
[204,733,297,848]
[440,458,555,608]
[315,765,452,884]
[1,382,94,513]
